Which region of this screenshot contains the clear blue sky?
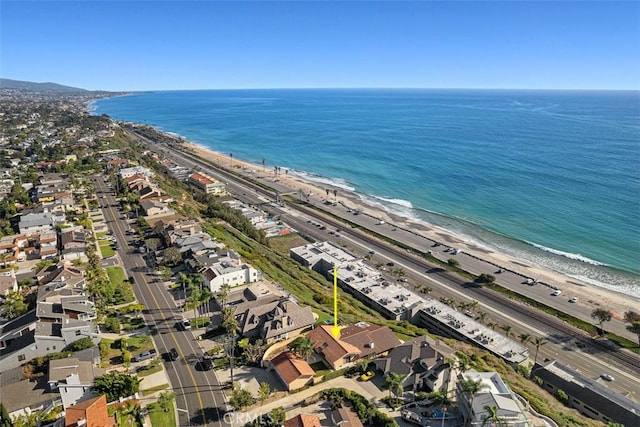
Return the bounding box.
[1,1,638,91]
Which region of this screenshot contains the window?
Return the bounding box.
[75,330,81,336]
[18,354,25,361]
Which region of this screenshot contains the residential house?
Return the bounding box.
[238,297,315,344]
[202,256,260,293]
[270,351,315,391]
[284,414,322,427]
[456,371,532,427]
[338,322,401,359]
[531,360,640,426]
[65,395,115,427]
[374,335,454,393]
[19,212,55,234]
[119,166,153,179]
[60,228,87,261]
[48,357,105,410]
[331,404,364,427]
[0,272,18,297]
[140,200,174,217]
[306,325,361,370]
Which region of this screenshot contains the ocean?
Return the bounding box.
[92,89,640,297]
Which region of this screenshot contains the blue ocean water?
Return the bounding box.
[93,89,640,296]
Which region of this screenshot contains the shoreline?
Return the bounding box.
[176,139,639,317]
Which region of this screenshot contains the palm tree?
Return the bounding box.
[476,311,488,323]
[459,378,485,418]
[222,307,239,383]
[261,158,266,172]
[333,189,337,202]
[481,405,506,426]
[627,322,640,346]
[533,336,548,365]
[500,324,513,338]
[384,372,405,403]
[519,333,532,346]
[229,153,233,167]
[288,336,314,360]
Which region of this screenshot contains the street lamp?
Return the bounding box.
[441,406,447,427]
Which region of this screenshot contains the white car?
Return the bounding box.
[551,289,562,296]
[601,373,615,381]
[569,297,578,303]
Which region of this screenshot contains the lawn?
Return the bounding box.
[95,231,108,238]
[310,361,331,377]
[148,405,176,427]
[141,383,169,395]
[99,241,115,257]
[127,335,154,352]
[106,266,126,285]
[312,308,333,325]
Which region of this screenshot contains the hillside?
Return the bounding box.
[0,78,88,93]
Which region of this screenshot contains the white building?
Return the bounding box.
[203,259,260,293]
[457,371,532,427]
[48,358,104,409]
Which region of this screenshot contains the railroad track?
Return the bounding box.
[133,129,640,372]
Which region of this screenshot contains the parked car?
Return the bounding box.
[360,371,375,381]
[133,349,157,362]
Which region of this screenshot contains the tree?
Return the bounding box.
[158,391,175,413]
[229,387,253,411]
[1,402,12,427]
[591,308,612,335]
[384,372,405,403]
[243,339,266,364]
[623,310,640,323]
[474,274,495,285]
[518,333,531,346]
[626,322,640,346]
[93,373,140,403]
[162,247,181,266]
[447,258,459,268]
[270,407,286,425]
[2,290,27,319]
[533,336,548,365]
[217,283,230,309]
[288,336,314,360]
[69,337,95,351]
[481,405,506,426]
[459,378,484,413]
[427,390,452,406]
[500,324,513,338]
[258,382,270,403]
[145,238,162,253]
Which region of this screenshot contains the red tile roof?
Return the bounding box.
[285,414,322,427]
[271,351,315,385]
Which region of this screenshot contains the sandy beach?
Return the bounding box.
[178,141,640,322]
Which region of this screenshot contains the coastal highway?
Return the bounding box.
[95,176,229,426]
[128,129,640,399]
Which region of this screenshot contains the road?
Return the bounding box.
[126,130,640,400]
[95,175,229,426]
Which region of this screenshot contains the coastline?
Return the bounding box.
[177,139,639,318]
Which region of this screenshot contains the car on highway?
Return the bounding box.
[600,373,615,381]
[551,289,562,296]
[569,296,578,303]
[360,371,375,381]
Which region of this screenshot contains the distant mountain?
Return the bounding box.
[0,78,89,93]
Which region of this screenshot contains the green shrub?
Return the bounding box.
[104,317,121,333]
